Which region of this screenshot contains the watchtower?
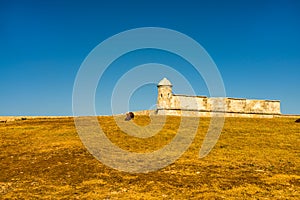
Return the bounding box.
[157,78,173,109]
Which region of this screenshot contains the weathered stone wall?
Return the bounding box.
[156,78,281,118]
[166,95,281,115]
[170,95,208,111]
[244,99,280,114]
[157,85,172,109]
[156,109,279,118]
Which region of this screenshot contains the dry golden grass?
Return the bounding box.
[0,116,299,199]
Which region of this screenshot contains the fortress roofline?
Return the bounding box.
[157,77,172,87]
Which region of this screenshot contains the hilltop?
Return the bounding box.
[0,115,299,199]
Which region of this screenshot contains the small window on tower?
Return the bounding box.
[161,94,163,98]
[168,93,170,98]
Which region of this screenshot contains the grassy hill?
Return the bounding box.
[0,116,299,199]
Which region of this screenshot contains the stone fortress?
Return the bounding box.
[156,78,281,118]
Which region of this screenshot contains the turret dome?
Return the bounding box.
[158,77,172,87]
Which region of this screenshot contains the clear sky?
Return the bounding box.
[1,0,299,116]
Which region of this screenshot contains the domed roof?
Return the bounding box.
[158,77,172,86]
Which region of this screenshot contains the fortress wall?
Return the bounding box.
[156,109,277,118]
[244,99,280,114]
[265,100,281,114]
[163,94,280,115]
[207,97,227,112]
[226,98,246,113]
[171,95,208,111]
[245,99,264,113]
[226,98,280,114]
[156,78,281,117]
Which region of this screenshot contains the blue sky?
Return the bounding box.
[1,0,299,115]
